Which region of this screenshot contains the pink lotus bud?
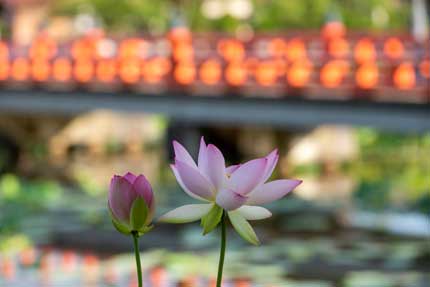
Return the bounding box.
[108,172,154,235]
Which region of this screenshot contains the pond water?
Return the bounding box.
[0,127,429,287]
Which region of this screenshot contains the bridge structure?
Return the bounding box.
[0,29,429,133]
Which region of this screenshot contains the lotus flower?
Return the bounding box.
[159,138,302,244]
[108,172,154,235]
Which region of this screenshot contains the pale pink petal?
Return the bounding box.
[171,165,209,201]
[123,172,137,183]
[175,160,215,200]
[197,137,210,180]
[216,188,247,211]
[228,158,268,195]
[226,164,241,176]
[246,179,302,205]
[236,205,272,220]
[205,144,226,189]
[108,176,134,222]
[132,174,153,207]
[173,140,197,168]
[158,204,213,223]
[197,137,208,170]
[261,149,279,183]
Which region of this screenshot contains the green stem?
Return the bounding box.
[132,231,143,287]
[216,211,227,287]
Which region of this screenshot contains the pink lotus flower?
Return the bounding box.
[160,138,302,244]
[108,172,154,235]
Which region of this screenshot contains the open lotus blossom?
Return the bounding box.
[108,172,154,235]
[159,137,302,244]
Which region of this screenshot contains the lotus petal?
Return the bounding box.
[159,204,213,223]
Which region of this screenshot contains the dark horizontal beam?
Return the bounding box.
[0,90,429,133]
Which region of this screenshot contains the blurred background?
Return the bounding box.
[0,0,429,286]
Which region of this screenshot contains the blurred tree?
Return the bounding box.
[51,0,172,34]
[51,0,412,33]
[353,130,430,212]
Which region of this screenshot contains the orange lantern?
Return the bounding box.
[52,58,72,82]
[119,59,140,84]
[118,38,146,60]
[217,39,245,62]
[31,60,51,81]
[287,59,312,88]
[356,63,379,89]
[11,58,30,81]
[199,59,222,85]
[0,42,9,60]
[173,43,194,62]
[285,38,307,62]
[225,62,247,86]
[383,37,404,60]
[393,62,415,90]
[174,62,196,85]
[328,37,350,58]
[255,60,278,86]
[322,21,346,40]
[269,38,287,58]
[96,59,117,83]
[30,36,57,60]
[419,60,430,79]
[142,57,171,83]
[320,60,349,88]
[0,59,9,80]
[74,60,94,83]
[72,39,95,60]
[168,27,192,44]
[354,38,376,64]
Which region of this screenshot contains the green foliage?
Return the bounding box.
[290,129,429,212]
[354,181,391,210]
[0,174,63,208]
[0,234,32,255]
[52,0,411,33]
[105,140,124,155]
[73,170,104,196]
[0,175,65,243]
[290,163,323,178]
[0,174,21,199]
[251,0,331,30]
[354,130,430,210]
[52,0,171,33]
[345,0,410,29]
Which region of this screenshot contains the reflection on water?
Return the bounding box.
[0,113,429,286]
[1,239,429,287]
